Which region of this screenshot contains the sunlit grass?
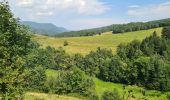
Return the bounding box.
[33,28,162,55]
[94,78,169,100]
[25,92,82,100]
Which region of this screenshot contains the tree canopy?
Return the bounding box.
[0,2,46,99]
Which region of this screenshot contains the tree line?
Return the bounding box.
[56,18,170,37]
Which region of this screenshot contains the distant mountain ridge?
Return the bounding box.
[21,21,69,36]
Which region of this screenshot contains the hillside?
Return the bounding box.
[33,28,162,54]
[21,21,69,36]
[56,18,170,37]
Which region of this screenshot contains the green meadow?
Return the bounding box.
[33,28,162,55]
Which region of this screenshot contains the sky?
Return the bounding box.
[2,0,170,30]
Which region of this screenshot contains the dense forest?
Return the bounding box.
[56,18,170,37]
[0,1,170,100]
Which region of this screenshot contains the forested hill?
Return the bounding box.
[21,21,69,36]
[56,18,170,37]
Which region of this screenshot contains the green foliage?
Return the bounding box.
[22,46,57,92]
[0,1,47,99]
[25,66,46,91]
[162,26,170,39]
[133,57,150,86]
[0,1,30,98]
[63,40,69,46]
[25,46,56,69]
[167,40,170,60]
[98,56,127,83]
[140,31,167,56]
[133,55,169,91]
[117,40,142,60]
[44,68,97,98]
[54,47,74,70]
[162,27,170,60]
[167,93,170,100]
[101,89,122,100]
[116,32,170,91]
[83,48,113,76]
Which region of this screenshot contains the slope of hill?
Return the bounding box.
[56,18,170,37]
[33,28,162,55]
[21,21,68,36]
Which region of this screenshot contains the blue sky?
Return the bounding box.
[3,0,170,30]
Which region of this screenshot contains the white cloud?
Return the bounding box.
[128,2,170,19]
[36,11,54,16]
[12,0,110,16]
[17,0,34,8]
[161,1,170,6]
[69,18,127,30]
[128,5,140,8]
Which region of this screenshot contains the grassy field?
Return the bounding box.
[33,28,162,55]
[25,92,82,100]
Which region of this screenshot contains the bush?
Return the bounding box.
[167,93,170,100]
[25,66,46,91]
[88,92,99,100]
[45,67,97,97]
[54,47,73,69]
[101,89,122,100]
[162,26,170,39]
[63,40,69,46]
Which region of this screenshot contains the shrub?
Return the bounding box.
[63,40,69,46]
[162,26,170,39]
[101,89,122,100]
[167,93,170,100]
[44,67,96,97]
